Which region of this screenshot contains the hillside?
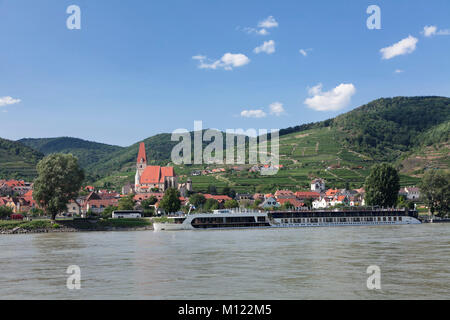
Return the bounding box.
[332,96,450,161]
[18,137,124,172]
[0,138,43,180]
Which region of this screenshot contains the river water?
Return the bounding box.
[0,224,449,300]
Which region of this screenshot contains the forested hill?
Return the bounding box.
[0,138,43,180]
[331,96,450,161]
[18,137,124,169]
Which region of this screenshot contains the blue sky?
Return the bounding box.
[1,0,449,146]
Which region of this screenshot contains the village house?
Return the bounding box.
[329,195,349,207]
[277,198,305,210]
[86,199,118,215]
[311,179,326,192]
[312,197,330,209]
[399,187,420,201]
[0,180,32,196]
[294,191,320,201]
[203,194,232,204]
[260,196,280,209]
[66,200,82,216]
[274,189,295,199]
[82,191,119,216]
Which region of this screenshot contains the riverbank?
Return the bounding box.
[0,218,153,235]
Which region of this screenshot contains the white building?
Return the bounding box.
[399,187,420,201]
[313,198,330,209]
[260,197,280,209]
[311,179,326,192]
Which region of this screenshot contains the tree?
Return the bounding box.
[0,206,13,219]
[420,170,449,217]
[118,194,135,210]
[145,196,158,206]
[189,193,206,208]
[364,163,400,208]
[141,199,156,217]
[102,205,117,219]
[304,198,313,209]
[252,199,262,209]
[222,186,236,199]
[33,154,85,220]
[397,195,414,210]
[159,188,181,214]
[224,199,239,209]
[204,198,219,212]
[281,201,294,210]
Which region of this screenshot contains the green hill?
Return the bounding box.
[332,96,450,161]
[0,138,43,180]
[18,137,124,171]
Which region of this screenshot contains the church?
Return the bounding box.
[134,142,178,193]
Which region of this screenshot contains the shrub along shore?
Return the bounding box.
[0,218,153,235]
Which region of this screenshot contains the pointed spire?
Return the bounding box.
[137,142,147,164]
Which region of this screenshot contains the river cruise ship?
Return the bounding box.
[153,208,421,231]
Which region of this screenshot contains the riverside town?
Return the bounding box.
[1,0,449,304]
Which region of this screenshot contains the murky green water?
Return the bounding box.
[0,224,449,299]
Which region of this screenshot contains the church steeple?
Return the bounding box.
[137,142,147,168]
[135,142,147,187]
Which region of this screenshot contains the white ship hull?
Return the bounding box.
[153,209,421,231]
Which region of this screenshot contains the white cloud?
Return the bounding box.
[394,69,404,74]
[299,48,312,57]
[239,16,278,36]
[304,83,356,111]
[254,40,275,54]
[0,96,21,107]
[258,16,278,29]
[423,25,437,37]
[241,27,268,35]
[269,102,285,116]
[193,53,250,70]
[380,35,418,60]
[422,25,450,37]
[240,109,267,118]
[192,55,206,60]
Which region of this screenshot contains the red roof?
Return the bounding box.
[137,142,147,164]
[274,190,295,198]
[87,199,118,207]
[295,191,320,199]
[140,166,175,184]
[3,180,25,188]
[326,189,340,197]
[160,167,175,183]
[278,198,305,208]
[203,194,232,202]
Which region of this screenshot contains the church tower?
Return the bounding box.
[135,142,147,187]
